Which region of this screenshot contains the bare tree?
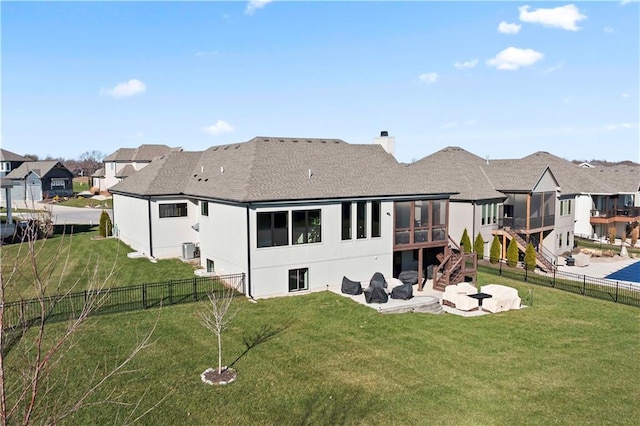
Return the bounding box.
[0,206,162,424]
[198,280,242,382]
[78,151,106,177]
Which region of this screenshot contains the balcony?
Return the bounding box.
[590,207,640,221]
[497,215,555,232]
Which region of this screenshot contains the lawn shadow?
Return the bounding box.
[228,321,292,369]
[53,224,98,236]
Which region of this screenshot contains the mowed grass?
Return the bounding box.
[1,225,197,300]
[57,197,113,209]
[9,271,638,425]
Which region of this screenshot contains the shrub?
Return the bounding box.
[524,242,537,271]
[474,232,484,260]
[631,225,639,248]
[506,238,518,267]
[489,235,501,264]
[460,228,472,254]
[99,210,112,238]
[608,227,616,245]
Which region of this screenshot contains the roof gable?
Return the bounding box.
[4,161,69,179]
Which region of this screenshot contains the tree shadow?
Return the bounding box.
[228,321,292,369]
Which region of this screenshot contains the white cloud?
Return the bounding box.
[486,47,543,70]
[620,0,638,5]
[454,59,478,69]
[605,122,637,130]
[543,62,564,74]
[100,79,147,98]
[419,72,439,84]
[498,21,522,34]
[245,0,273,15]
[622,93,630,98]
[196,50,219,57]
[603,26,615,33]
[519,4,586,31]
[202,120,235,135]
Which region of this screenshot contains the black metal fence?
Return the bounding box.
[2,273,245,332]
[479,260,640,308]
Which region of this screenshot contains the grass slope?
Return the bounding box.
[1,226,197,300]
[11,272,638,425]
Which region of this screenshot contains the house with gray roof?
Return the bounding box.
[520,152,640,241]
[92,144,182,192]
[110,136,468,298]
[0,148,29,178]
[410,147,567,270]
[4,161,74,202]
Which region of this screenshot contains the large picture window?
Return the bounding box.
[159,203,188,218]
[356,201,367,239]
[371,201,381,238]
[51,178,67,188]
[341,202,352,240]
[257,211,288,248]
[289,268,309,292]
[293,210,321,244]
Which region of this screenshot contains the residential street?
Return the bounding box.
[7,201,110,225]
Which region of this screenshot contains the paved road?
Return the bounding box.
[6,201,110,225]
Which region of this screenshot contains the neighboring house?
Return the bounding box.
[110,137,465,298]
[0,149,28,178]
[410,147,570,270]
[584,164,640,240]
[4,161,74,202]
[92,144,182,191]
[520,152,640,241]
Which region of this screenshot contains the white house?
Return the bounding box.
[92,144,182,192]
[110,137,459,298]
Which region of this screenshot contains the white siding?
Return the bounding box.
[248,201,394,298]
[574,194,593,238]
[113,195,151,256]
[198,202,248,276]
[150,199,199,258]
[551,195,576,256]
[449,202,474,248]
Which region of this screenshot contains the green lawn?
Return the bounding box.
[57,197,113,209]
[1,225,197,300]
[8,272,638,425]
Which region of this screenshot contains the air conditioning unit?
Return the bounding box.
[182,242,197,260]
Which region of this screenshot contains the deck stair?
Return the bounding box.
[494,228,556,272]
[433,237,477,292]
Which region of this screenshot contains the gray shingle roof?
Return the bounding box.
[0,149,27,162]
[409,147,505,200]
[92,167,105,177]
[481,159,557,192]
[4,161,66,179]
[587,165,640,194]
[111,137,454,202]
[104,144,181,163]
[115,164,136,178]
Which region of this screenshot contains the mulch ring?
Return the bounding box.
[201,367,237,385]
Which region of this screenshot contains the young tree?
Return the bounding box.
[631,223,639,248]
[99,210,112,237]
[524,242,537,271]
[199,280,243,385]
[473,232,484,260]
[489,235,501,264]
[506,237,518,267]
[460,228,472,254]
[608,227,616,245]
[0,209,159,424]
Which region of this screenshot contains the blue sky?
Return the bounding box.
[2,1,639,164]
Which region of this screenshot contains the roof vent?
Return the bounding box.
[220,166,224,174]
[380,131,389,137]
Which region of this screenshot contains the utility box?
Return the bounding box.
[182,242,197,260]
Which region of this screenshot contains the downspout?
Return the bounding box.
[245,205,253,299]
[147,197,154,258]
[472,202,476,247]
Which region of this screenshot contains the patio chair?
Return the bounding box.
[390,282,413,300]
[364,285,388,303]
[369,272,387,289]
[341,276,363,295]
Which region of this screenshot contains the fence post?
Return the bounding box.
[583,275,586,295]
[524,267,528,283]
[553,269,556,288]
[242,273,246,295]
[615,282,618,303]
[193,277,198,301]
[169,280,173,305]
[142,283,147,309]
